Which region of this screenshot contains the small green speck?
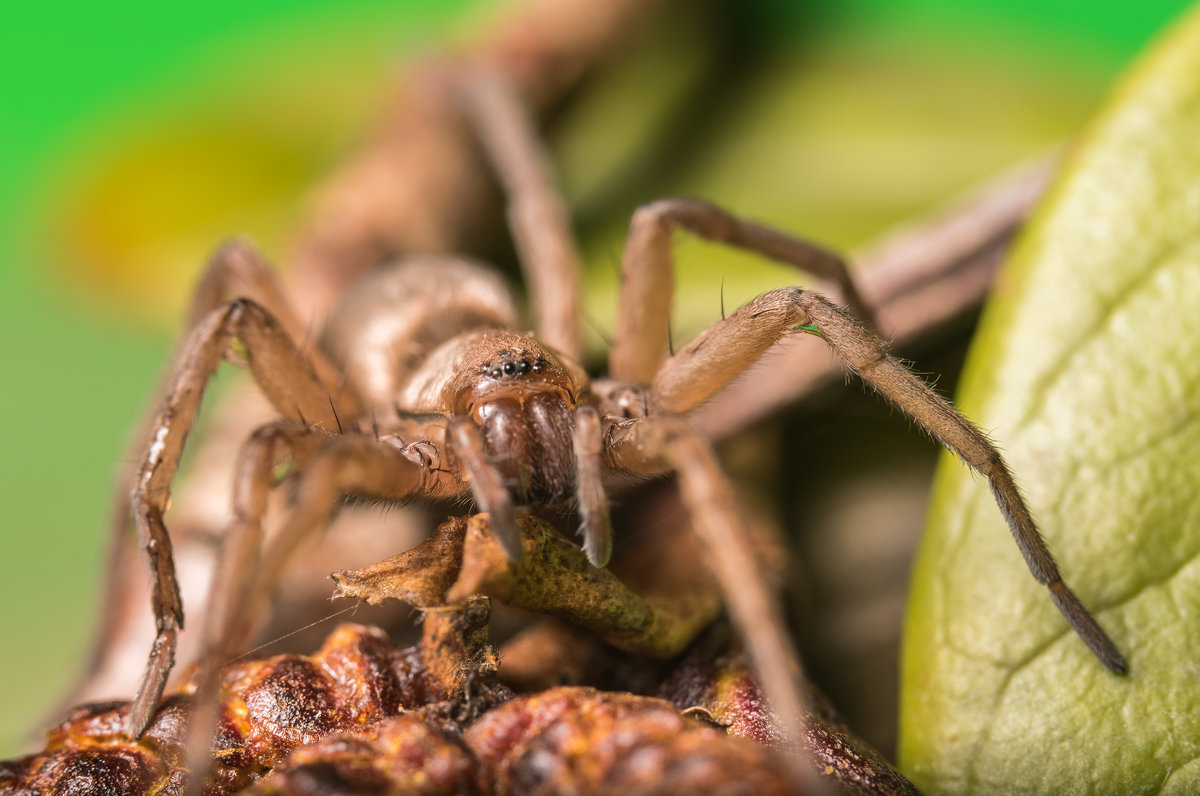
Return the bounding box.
[231,336,249,362]
[273,460,295,482]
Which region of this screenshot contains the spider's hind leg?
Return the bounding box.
[458,69,585,364]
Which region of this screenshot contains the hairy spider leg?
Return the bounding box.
[96,244,346,709]
[604,414,820,792]
[791,290,1126,674]
[459,70,584,364]
[611,197,874,386]
[128,287,347,738]
[601,194,1123,793]
[599,199,883,792]
[648,282,1126,674]
[183,422,456,785]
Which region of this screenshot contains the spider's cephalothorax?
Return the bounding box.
[388,323,588,508]
[327,259,592,516]
[450,334,581,506]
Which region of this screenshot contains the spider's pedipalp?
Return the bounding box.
[572,404,613,567]
[450,416,522,562]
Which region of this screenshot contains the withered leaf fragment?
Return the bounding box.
[334,513,719,657]
[329,519,466,609]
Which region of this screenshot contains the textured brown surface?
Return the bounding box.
[0,697,191,796]
[4,617,927,795]
[2,621,505,795]
[659,636,920,796]
[244,715,488,796]
[464,687,798,796]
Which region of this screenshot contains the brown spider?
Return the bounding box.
[124,71,1125,760]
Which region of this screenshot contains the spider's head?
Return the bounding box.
[447,331,585,506]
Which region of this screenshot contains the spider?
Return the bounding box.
[123,71,1125,756]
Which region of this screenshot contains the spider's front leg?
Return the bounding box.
[596,198,890,789]
[642,284,1126,674]
[600,195,1125,787]
[127,289,350,738]
[785,290,1127,673]
[608,194,1124,670]
[610,197,874,386]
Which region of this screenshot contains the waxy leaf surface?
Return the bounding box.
[900,5,1200,794]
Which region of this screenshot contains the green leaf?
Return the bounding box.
[899,5,1200,794]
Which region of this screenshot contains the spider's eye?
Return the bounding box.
[503,361,517,376]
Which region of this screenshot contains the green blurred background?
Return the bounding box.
[0,0,1191,758]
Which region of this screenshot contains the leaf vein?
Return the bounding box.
[1017,245,1181,428]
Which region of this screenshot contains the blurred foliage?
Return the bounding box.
[902,4,1200,792]
[0,0,1192,764]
